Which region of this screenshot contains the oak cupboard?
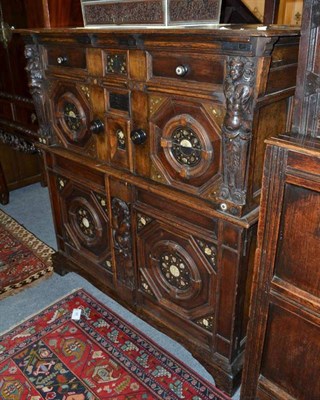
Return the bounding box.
[21,25,299,395]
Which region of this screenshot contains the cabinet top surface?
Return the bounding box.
[16,24,299,38]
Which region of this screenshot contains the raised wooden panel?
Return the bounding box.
[0,142,42,190]
[107,117,132,171]
[251,98,290,196]
[49,80,109,161]
[48,167,113,284]
[149,96,221,195]
[275,183,320,297]
[259,304,320,400]
[135,194,218,351]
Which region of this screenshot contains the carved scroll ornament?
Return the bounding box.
[220,56,256,208]
[24,44,51,139]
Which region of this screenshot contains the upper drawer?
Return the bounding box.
[149,51,224,85]
[46,46,87,70]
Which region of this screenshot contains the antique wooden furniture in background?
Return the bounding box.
[0,0,83,204]
[0,161,8,204]
[22,25,299,395]
[241,0,320,398]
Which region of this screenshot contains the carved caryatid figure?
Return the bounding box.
[24,44,51,139]
[220,56,255,208]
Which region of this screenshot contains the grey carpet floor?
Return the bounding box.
[0,183,240,399]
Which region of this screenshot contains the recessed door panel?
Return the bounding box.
[149,95,222,195]
[50,80,107,160]
[54,173,112,274]
[134,196,218,348]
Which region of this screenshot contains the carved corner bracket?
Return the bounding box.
[219,56,256,214]
[24,43,52,142]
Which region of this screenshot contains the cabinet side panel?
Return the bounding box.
[274,183,320,297]
[259,304,320,400]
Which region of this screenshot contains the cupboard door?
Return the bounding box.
[241,142,320,400]
[148,95,222,197]
[135,194,218,351]
[46,156,114,288]
[49,80,107,160]
[134,188,256,392]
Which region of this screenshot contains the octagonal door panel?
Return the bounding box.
[134,197,218,350]
[148,94,223,197]
[49,79,107,160]
[54,173,113,282]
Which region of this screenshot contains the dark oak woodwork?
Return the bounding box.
[292,0,320,138]
[0,0,83,203]
[22,25,300,395]
[263,0,281,24]
[0,160,9,205]
[240,134,320,400]
[241,1,320,399]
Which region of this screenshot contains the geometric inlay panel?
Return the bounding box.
[75,206,96,238]
[196,239,217,271]
[57,176,68,191]
[171,126,202,167]
[150,98,220,193]
[137,213,153,231]
[194,315,214,331]
[106,53,127,75]
[159,251,191,290]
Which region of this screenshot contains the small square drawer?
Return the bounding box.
[46,46,87,70]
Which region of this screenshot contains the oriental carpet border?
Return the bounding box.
[0,209,54,299]
[0,288,231,400]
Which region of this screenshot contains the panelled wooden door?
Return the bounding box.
[0,0,83,202]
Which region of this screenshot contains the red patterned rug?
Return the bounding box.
[0,209,54,298]
[0,289,231,399]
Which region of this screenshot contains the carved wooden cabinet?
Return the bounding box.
[22,26,299,395]
[241,1,320,398]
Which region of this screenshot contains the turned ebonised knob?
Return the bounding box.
[130,129,147,145]
[175,65,188,77]
[89,119,104,134]
[56,56,68,65]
